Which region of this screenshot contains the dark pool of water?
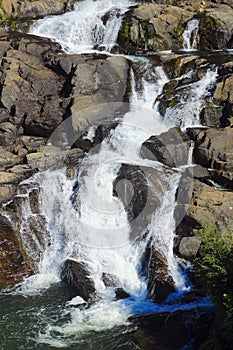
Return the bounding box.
[0,283,143,350]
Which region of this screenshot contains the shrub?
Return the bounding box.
[194,223,233,345]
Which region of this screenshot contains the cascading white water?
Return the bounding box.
[164,68,218,128]
[17,65,173,290]
[182,18,199,51]
[29,0,134,53]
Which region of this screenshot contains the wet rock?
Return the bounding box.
[66,295,87,308]
[65,148,85,170]
[29,188,40,214]
[129,307,214,350]
[0,215,33,288]
[146,246,175,303]
[25,214,47,267]
[60,259,96,301]
[115,288,130,300]
[102,272,120,287]
[115,164,169,239]
[141,127,191,168]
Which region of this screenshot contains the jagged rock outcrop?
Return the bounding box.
[0,28,130,208]
[0,215,33,288]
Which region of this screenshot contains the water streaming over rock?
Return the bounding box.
[182,19,200,51]
[29,0,134,53]
[163,68,218,128]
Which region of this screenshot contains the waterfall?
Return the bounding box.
[29,0,133,53]
[8,65,192,345]
[182,19,199,51]
[14,65,176,292]
[1,1,217,347]
[163,68,218,129]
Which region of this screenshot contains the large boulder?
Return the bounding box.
[60,259,96,301]
[198,5,233,49]
[115,164,171,240]
[1,49,64,138]
[70,55,129,137]
[174,236,201,260]
[0,215,33,288]
[175,178,233,236]
[141,127,191,168]
[188,127,233,189]
[118,3,193,52]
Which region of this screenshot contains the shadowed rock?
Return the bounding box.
[60,259,96,301]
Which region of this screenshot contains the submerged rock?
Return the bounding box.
[60,259,96,302]
[115,288,130,300]
[102,272,120,288]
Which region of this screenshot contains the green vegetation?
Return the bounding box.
[195,223,233,345]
